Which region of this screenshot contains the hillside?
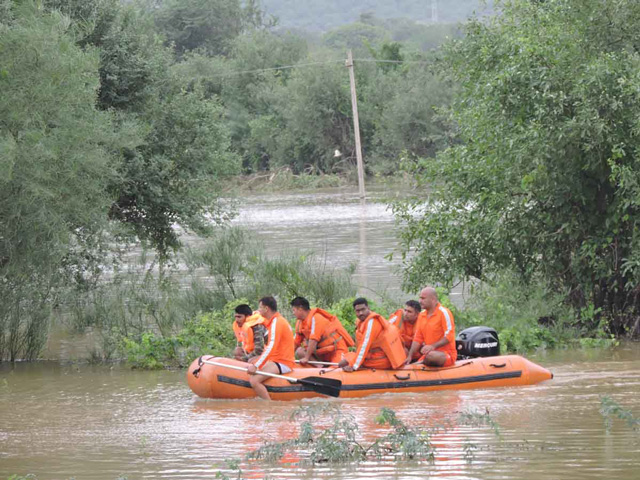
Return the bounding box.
[261,0,494,31]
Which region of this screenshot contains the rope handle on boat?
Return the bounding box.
[319,366,341,375]
[192,356,205,377]
[421,361,473,371]
[393,374,411,380]
[489,363,506,368]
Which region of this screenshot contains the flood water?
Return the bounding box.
[2,189,639,479]
[232,187,405,299]
[1,346,639,479]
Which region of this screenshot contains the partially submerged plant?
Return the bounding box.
[458,407,501,438]
[600,396,639,433]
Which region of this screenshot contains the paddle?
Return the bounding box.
[200,359,342,398]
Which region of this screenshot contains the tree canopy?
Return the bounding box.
[394,0,640,334]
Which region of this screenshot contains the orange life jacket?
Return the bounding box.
[232,313,265,354]
[353,312,406,369]
[254,312,296,369]
[388,308,418,349]
[295,308,355,354]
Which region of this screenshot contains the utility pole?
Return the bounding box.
[432,0,438,23]
[346,50,366,199]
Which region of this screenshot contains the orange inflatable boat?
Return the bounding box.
[187,355,553,401]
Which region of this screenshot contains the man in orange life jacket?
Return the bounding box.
[406,287,457,367]
[388,300,422,362]
[232,304,267,362]
[291,296,355,365]
[246,296,296,400]
[337,297,406,372]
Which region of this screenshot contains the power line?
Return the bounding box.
[356,59,430,64]
[207,60,343,78]
[205,58,431,78]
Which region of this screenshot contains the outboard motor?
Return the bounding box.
[456,326,500,358]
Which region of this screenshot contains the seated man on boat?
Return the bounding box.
[246,296,296,400]
[291,296,355,365]
[232,304,267,362]
[388,300,422,362]
[406,287,457,367]
[337,297,406,372]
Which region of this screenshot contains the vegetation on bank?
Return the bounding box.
[0,0,456,361]
[71,229,614,370]
[2,0,639,362]
[221,168,418,193]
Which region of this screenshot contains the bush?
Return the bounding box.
[121,299,244,368]
[456,272,576,353]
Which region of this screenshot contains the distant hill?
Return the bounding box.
[261,0,494,31]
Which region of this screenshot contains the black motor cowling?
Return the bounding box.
[456,326,500,358]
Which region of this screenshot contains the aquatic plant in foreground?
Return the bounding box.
[214,404,502,478]
[600,396,640,433]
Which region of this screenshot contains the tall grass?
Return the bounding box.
[61,226,357,365]
[0,281,52,361]
[186,226,357,308]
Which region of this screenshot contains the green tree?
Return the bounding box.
[109,84,240,257]
[252,60,358,174]
[154,0,263,57]
[323,22,389,51]
[369,59,453,173]
[394,0,640,336]
[43,1,167,112]
[49,0,241,257]
[94,5,171,112]
[222,30,308,170]
[0,2,136,360]
[0,0,13,23]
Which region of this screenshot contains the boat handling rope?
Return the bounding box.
[192,356,205,377]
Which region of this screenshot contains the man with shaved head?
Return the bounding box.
[406,287,457,367]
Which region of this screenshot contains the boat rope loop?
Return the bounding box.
[192,356,204,377]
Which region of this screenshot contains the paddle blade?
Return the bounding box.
[297,376,342,398]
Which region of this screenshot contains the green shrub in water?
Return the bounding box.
[121,299,246,368]
[456,271,584,352]
[214,404,502,477]
[599,396,640,433]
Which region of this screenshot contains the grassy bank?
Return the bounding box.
[45,226,622,369]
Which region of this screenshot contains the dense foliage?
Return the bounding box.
[0,2,129,360]
[4,0,638,360]
[0,1,240,359]
[166,13,456,176]
[394,0,640,337]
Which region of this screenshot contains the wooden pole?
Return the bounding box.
[346,50,366,199]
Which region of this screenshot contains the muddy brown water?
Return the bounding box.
[2,189,639,478]
[1,346,639,479]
